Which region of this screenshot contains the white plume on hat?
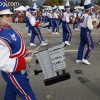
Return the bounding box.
[53,5,57,9]
[64,0,70,9]
[33,3,38,9]
[26,5,30,10]
[65,0,70,6]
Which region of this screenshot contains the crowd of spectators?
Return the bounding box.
[11,11,43,23]
[12,11,26,23]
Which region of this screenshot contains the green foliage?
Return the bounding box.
[44,0,64,6]
[95,0,100,6]
[70,1,75,8]
[58,0,64,5]
[80,0,84,6]
[75,1,79,6]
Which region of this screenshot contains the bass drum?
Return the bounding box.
[92,17,99,27]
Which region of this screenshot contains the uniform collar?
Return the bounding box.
[0,25,12,30]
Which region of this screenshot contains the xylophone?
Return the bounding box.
[34,44,71,86]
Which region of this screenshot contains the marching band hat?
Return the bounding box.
[84,0,93,10]
[28,7,36,12]
[53,5,58,11]
[64,0,70,9]
[0,0,13,15]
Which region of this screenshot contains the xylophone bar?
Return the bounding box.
[44,72,71,86]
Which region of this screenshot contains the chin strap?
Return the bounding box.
[0,17,13,26]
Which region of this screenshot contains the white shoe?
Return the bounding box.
[48,29,51,31]
[41,42,48,46]
[28,33,31,35]
[65,41,70,46]
[30,43,36,46]
[82,59,90,65]
[76,60,82,63]
[55,32,59,35]
[52,32,55,35]
[74,28,78,31]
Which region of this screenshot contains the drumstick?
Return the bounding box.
[32,40,48,55]
[28,44,42,57]
[34,44,42,52]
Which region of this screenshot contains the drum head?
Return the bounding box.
[92,17,99,27]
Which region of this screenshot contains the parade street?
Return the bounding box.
[0,23,100,100]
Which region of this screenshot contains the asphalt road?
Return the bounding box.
[0,23,100,100]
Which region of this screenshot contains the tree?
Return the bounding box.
[58,0,64,5]
[80,0,84,6]
[44,0,64,6]
[70,1,75,9]
[94,0,100,6]
[75,1,79,6]
[97,0,100,6]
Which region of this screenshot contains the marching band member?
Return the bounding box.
[42,9,45,24]
[62,0,72,46]
[52,6,59,35]
[57,9,62,26]
[47,8,53,31]
[44,8,48,23]
[26,8,32,35]
[76,0,95,65]
[0,1,37,99]
[29,8,48,46]
[73,8,79,31]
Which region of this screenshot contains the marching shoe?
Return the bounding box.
[48,29,51,31]
[30,43,36,46]
[55,32,59,35]
[41,41,48,46]
[52,32,55,35]
[74,28,78,31]
[76,60,82,63]
[82,59,90,65]
[65,41,70,46]
[28,33,31,35]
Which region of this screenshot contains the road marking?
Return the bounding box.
[65,50,78,52]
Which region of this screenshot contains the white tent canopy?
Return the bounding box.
[75,6,83,10]
[14,6,27,11]
[42,6,52,8]
[59,6,64,10]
